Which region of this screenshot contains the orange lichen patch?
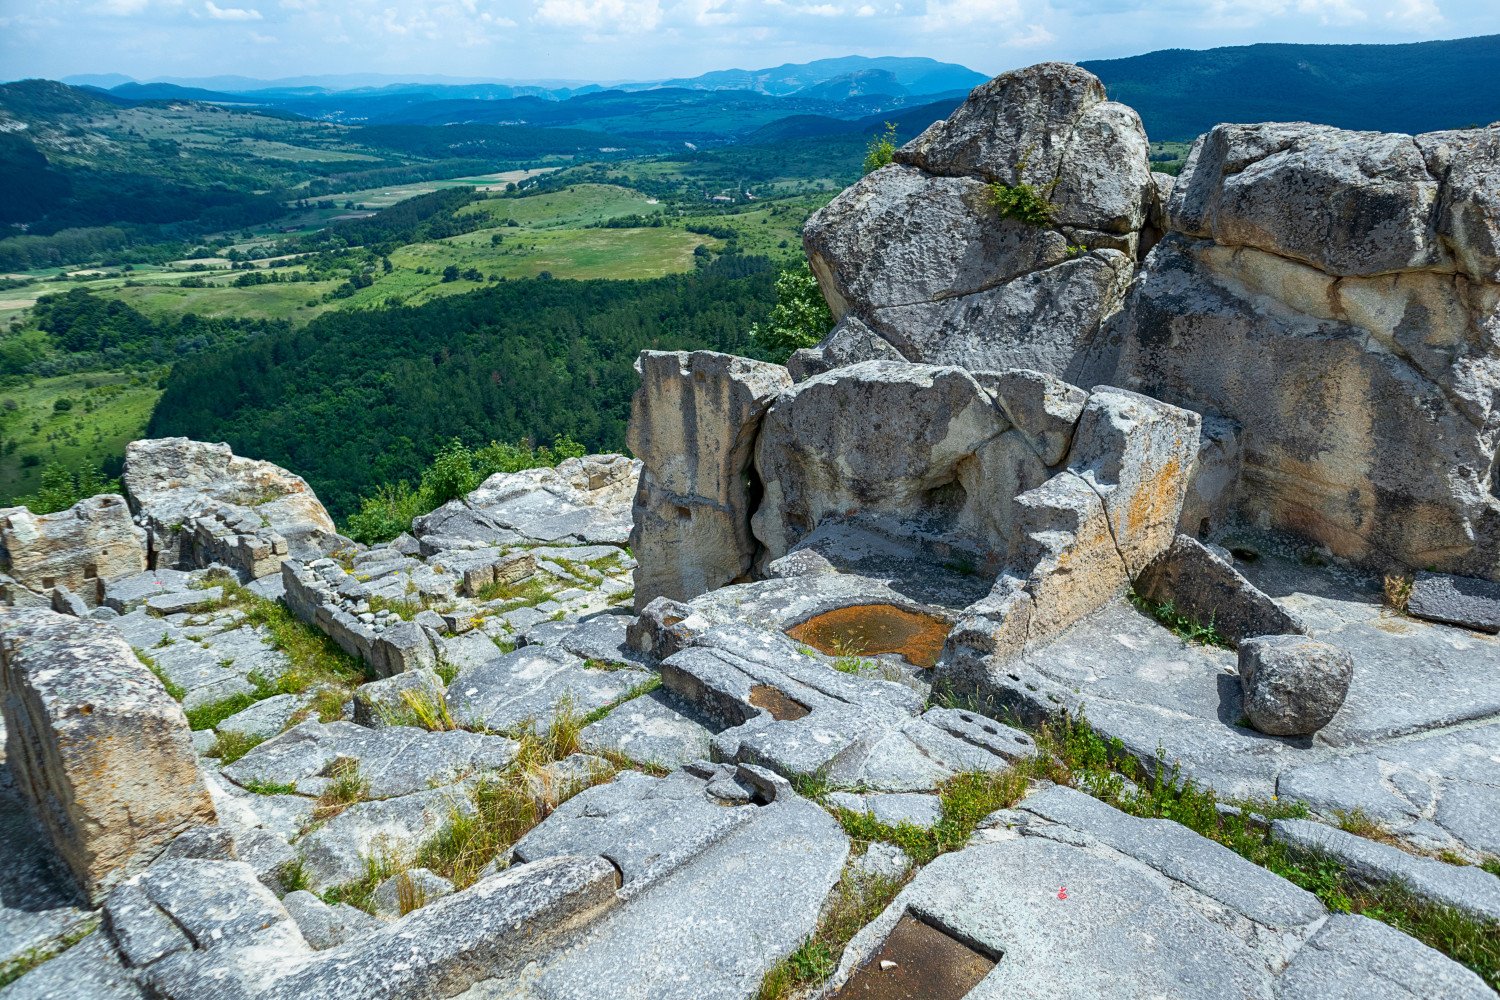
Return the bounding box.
[749,685,811,721]
[1124,454,1182,539]
[786,604,951,669]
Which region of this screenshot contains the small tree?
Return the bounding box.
[750,263,833,363]
[862,122,899,175]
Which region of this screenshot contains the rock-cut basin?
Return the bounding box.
[786,603,951,669]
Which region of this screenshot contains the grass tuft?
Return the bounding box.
[1127,590,1231,649]
[134,647,186,701]
[208,729,267,765]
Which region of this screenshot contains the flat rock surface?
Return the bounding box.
[1407,571,1500,633]
[446,646,651,733]
[983,548,1500,855]
[504,772,849,1000]
[223,721,518,800]
[578,689,718,769]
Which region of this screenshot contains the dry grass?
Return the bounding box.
[1383,574,1415,614]
[314,758,368,821]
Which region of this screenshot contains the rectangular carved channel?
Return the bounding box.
[831,912,997,1000]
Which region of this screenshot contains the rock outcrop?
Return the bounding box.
[627,351,790,607]
[1088,122,1500,579]
[0,608,215,903]
[0,494,146,605]
[123,438,345,578]
[803,62,1154,378]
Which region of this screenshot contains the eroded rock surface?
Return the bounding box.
[804,62,1155,377]
[1,609,214,903]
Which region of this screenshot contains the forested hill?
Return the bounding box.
[1081,35,1500,141]
[146,257,776,518]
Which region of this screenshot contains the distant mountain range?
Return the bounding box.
[1082,34,1500,139]
[38,37,1500,142]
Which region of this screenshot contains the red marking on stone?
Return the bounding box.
[1057,887,1068,900]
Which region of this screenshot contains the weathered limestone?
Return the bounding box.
[804,62,1154,377]
[785,314,904,382]
[1090,121,1500,580]
[752,362,1015,566]
[0,609,215,903]
[122,438,344,578]
[0,495,146,605]
[415,453,639,551]
[943,387,1199,668]
[627,351,791,606]
[1135,534,1305,646]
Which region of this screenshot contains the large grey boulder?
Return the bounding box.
[122,438,344,576]
[627,351,791,606]
[1170,123,1447,276]
[0,495,146,605]
[1238,635,1353,736]
[785,314,904,382]
[751,361,1019,564]
[804,62,1154,378]
[0,609,215,903]
[1091,122,1500,580]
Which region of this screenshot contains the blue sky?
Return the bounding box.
[1,0,1495,84]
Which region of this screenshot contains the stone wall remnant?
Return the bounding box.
[0,494,146,605]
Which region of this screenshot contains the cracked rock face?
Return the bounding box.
[1090,120,1500,579]
[803,62,1155,378]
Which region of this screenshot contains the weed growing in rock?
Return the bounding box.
[278,858,310,894]
[133,647,186,701]
[758,867,910,1000]
[377,687,456,731]
[985,182,1053,226]
[1383,574,1414,614]
[314,759,369,821]
[473,576,554,607]
[322,852,400,913]
[208,730,267,765]
[832,769,1029,866]
[0,918,99,990]
[414,700,626,888]
[1127,590,1231,648]
[242,778,299,796]
[185,693,259,731]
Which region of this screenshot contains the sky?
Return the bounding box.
[0,0,1495,85]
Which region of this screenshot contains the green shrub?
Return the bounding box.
[862,122,898,175]
[985,182,1053,226]
[344,434,586,543]
[748,263,832,363]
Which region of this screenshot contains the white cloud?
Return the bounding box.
[204,0,262,19]
[1386,0,1442,27]
[922,0,1023,29]
[533,0,664,31]
[96,0,151,14]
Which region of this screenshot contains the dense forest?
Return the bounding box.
[148,255,777,517]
